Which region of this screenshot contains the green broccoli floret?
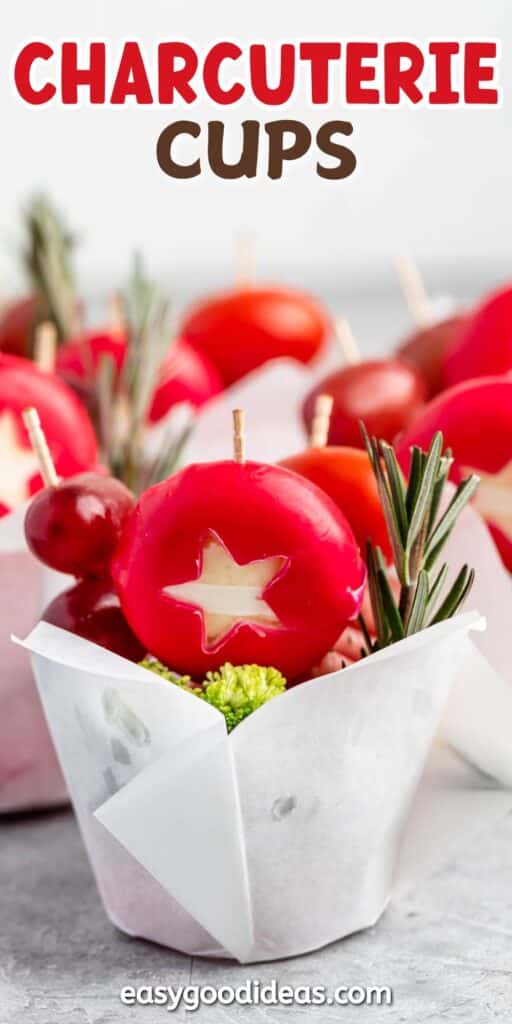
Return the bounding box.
[200,663,287,731]
[139,657,194,691]
[140,658,286,731]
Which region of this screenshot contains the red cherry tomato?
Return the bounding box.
[280,446,392,562]
[396,376,512,571]
[25,472,135,578]
[112,460,366,680]
[181,286,329,386]
[42,577,145,662]
[56,332,222,421]
[302,359,426,449]
[0,297,37,357]
[442,285,512,387]
[0,353,98,517]
[397,314,467,397]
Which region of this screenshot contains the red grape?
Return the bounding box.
[42,577,145,661]
[302,359,426,448]
[396,314,467,397]
[25,472,134,578]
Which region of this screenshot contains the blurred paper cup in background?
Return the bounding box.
[439,496,512,786]
[0,508,68,812]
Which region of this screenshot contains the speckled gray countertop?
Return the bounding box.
[2,803,512,1023]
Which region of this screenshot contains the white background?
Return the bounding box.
[0,0,510,310]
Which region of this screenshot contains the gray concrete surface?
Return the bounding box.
[2,805,511,1023]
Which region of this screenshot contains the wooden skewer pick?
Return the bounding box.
[108,292,126,337]
[235,233,255,289]
[232,408,246,463]
[335,317,361,365]
[34,321,57,373]
[22,407,60,488]
[395,254,432,327]
[70,299,85,338]
[310,393,333,448]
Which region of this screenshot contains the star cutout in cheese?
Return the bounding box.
[0,410,40,510]
[464,461,512,542]
[163,533,287,646]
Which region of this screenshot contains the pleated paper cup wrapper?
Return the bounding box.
[0,507,69,812]
[19,610,486,963]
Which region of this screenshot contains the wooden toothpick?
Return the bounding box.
[235,233,255,289]
[70,299,85,338]
[310,393,333,448]
[335,317,361,365]
[232,408,246,463]
[34,321,57,373]
[108,292,126,336]
[395,254,432,327]
[22,407,59,487]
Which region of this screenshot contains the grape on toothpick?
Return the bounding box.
[23,408,134,578]
[394,254,467,397]
[302,317,426,448]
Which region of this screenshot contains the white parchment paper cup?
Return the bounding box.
[19,611,484,962]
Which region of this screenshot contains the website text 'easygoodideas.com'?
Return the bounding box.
[120,979,393,1012]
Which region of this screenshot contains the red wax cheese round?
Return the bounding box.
[302,359,426,448]
[397,314,467,398]
[280,446,392,562]
[57,331,222,421]
[0,353,98,517]
[25,472,134,578]
[0,297,37,357]
[43,577,145,662]
[181,287,329,386]
[148,340,222,421]
[397,377,512,571]
[442,285,512,388]
[112,461,366,680]
[57,329,125,378]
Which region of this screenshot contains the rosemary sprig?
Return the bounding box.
[22,194,77,343]
[97,255,192,493]
[360,424,479,653]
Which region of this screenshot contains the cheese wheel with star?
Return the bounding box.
[0,353,98,517]
[112,460,366,680]
[396,376,512,571]
[441,283,512,387]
